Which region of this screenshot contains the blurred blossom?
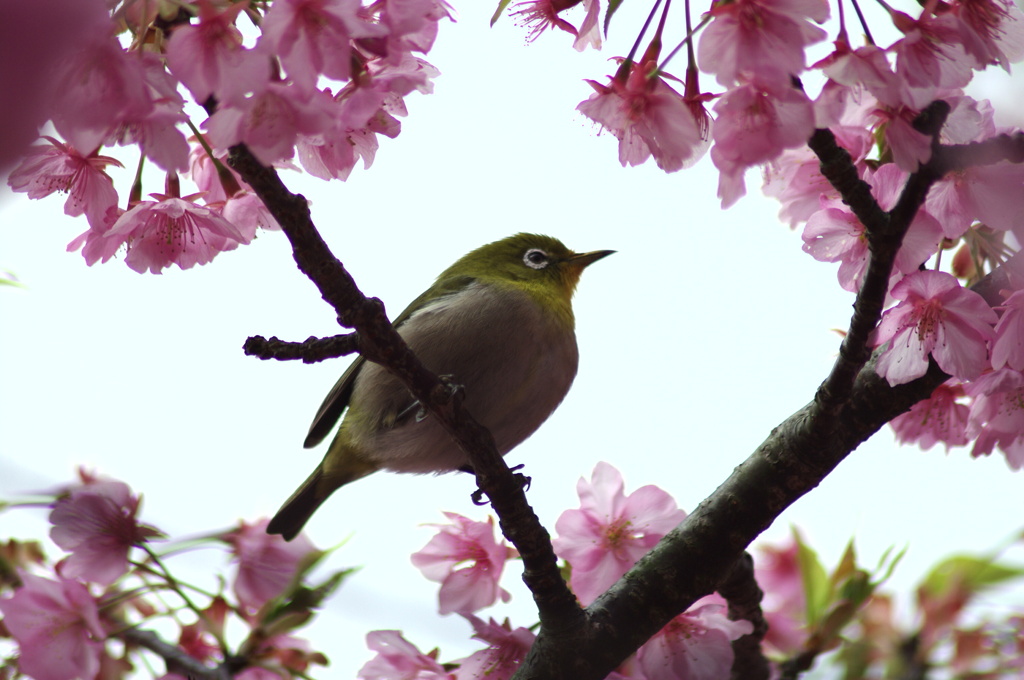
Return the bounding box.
[226,518,319,613]
[411,512,515,615]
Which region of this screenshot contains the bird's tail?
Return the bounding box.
[266,467,330,541]
[266,455,377,541]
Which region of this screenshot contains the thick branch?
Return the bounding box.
[513,357,948,680]
[226,145,580,629]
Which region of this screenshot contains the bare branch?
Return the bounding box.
[243,333,360,363]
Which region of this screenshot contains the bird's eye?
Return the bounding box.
[523,248,550,270]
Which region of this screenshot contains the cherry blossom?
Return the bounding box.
[358,630,453,680]
[204,81,337,166]
[578,60,706,173]
[801,163,943,292]
[875,270,998,385]
[755,539,805,655]
[166,0,269,105]
[992,289,1024,370]
[950,0,1024,70]
[374,0,455,56]
[0,572,106,680]
[50,32,154,157]
[91,193,249,274]
[815,42,902,108]
[0,0,110,169]
[452,616,535,680]
[7,136,121,230]
[887,10,973,93]
[225,518,320,613]
[890,381,971,451]
[410,512,514,615]
[636,601,753,680]
[711,77,815,207]
[259,0,387,89]
[552,462,686,606]
[511,0,583,43]
[763,125,873,228]
[697,0,829,87]
[965,367,1024,469]
[49,475,163,586]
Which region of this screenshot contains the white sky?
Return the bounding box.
[1,0,1023,677]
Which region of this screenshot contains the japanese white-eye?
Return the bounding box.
[267,233,613,540]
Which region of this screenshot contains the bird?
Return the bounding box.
[266,233,613,540]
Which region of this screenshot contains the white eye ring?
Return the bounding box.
[523,248,550,270]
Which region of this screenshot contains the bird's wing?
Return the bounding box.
[302,275,476,449]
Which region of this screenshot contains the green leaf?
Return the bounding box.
[920,554,1024,597]
[604,0,625,35]
[490,0,513,26]
[795,529,830,626]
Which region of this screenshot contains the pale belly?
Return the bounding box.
[347,281,579,473]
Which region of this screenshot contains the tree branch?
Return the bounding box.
[243,333,360,363]
[121,627,232,680]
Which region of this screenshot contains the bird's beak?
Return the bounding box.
[567,249,615,269]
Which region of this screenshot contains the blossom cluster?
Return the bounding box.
[0,468,335,680]
[5,0,450,273]
[365,462,753,680]
[512,0,1024,470]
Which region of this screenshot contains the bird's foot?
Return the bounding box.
[509,463,532,492]
[468,464,531,505]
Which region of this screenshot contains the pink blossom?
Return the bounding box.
[698,0,829,87]
[358,630,453,680]
[552,462,686,606]
[98,194,249,274]
[7,136,121,230]
[950,0,1024,69]
[875,270,998,385]
[890,381,970,450]
[965,368,1024,469]
[802,163,943,292]
[816,42,902,108]
[49,475,163,586]
[0,0,110,170]
[888,11,973,93]
[222,192,282,235]
[711,78,815,207]
[763,125,873,228]
[511,0,581,42]
[50,33,154,156]
[0,572,106,680]
[452,616,535,680]
[375,0,455,56]
[204,81,337,165]
[755,539,805,655]
[189,143,244,204]
[923,99,1024,238]
[572,0,602,51]
[637,602,753,680]
[260,0,386,89]
[103,54,190,173]
[410,513,514,615]
[870,103,933,171]
[992,289,1024,370]
[226,518,319,613]
[297,75,410,180]
[166,0,268,105]
[578,60,706,173]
